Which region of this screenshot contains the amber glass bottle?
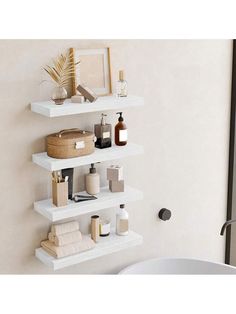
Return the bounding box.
[115,112,128,146]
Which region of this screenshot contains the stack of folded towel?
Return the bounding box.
[41,220,95,258]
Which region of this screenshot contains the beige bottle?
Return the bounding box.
[91,215,100,242]
[116,204,129,236]
[85,164,100,195]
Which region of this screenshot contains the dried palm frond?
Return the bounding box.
[43,51,79,88]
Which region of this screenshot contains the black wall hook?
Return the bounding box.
[158,208,172,221]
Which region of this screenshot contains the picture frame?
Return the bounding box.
[70,47,112,96]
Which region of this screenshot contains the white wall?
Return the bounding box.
[0,40,232,273]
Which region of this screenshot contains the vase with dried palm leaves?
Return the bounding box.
[44,51,79,105]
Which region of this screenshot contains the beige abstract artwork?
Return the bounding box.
[79,54,105,88]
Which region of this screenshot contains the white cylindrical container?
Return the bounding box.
[116,204,129,236]
[85,163,100,195]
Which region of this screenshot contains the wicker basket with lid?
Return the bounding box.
[46,128,95,159]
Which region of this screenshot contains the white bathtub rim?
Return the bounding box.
[119,257,236,274]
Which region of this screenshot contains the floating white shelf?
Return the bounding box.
[35,230,142,270]
[31,95,144,117]
[32,143,143,171]
[34,185,143,222]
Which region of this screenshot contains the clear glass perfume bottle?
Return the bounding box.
[116,70,128,97]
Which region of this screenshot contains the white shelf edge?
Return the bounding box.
[34,185,143,222]
[32,143,144,171]
[35,230,143,270]
[31,95,144,118]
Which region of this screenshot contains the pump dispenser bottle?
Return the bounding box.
[85,163,100,195]
[94,113,112,149]
[115,112,127,146]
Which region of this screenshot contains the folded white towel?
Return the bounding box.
[51,221,79,236]
[41,236,95,258]
[48,230,82,246]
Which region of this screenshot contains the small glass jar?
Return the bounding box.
[52,86,67,105]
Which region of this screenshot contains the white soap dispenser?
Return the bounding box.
[85,163,100,195]
[116,204,129,236]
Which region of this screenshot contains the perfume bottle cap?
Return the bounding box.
[116,112,124,122]
[120,204,125,208]
[90,163,96,174]
[101,113,107,126]
[119,70,124,81]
